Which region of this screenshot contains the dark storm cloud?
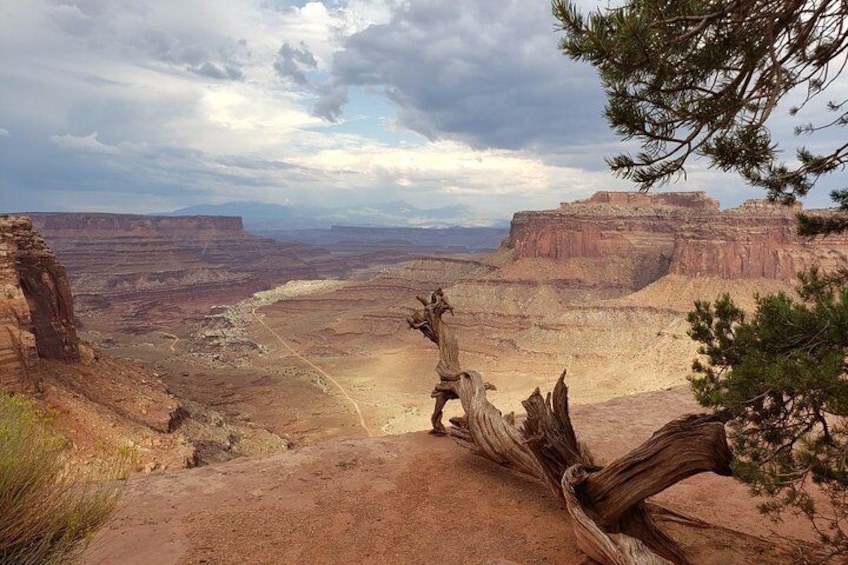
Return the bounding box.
[43,1,250,78]
[271,38,345,120]
[315,0,610,151]
[145,35,248,81]
[274,42,318,85]
[0,124,314,213]
[312,81,349,122]
[0,128,191,212]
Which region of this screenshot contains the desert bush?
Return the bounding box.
[0,393,128,564]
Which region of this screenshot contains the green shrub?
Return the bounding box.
[0,393,127,564]
[688,269,848,559]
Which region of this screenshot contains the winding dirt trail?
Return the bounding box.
[159,332,180,352]
[251,307,373,437]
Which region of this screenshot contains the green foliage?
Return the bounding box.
[554,0,848,234]
[0,393,127,565]
[688,269,848,558]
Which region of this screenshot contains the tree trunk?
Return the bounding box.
[408,290,735,565]
[563,465,673,565]
[579,415,732,526]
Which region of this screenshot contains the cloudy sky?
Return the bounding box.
[0,0,843,224]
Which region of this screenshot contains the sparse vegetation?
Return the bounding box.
[688,270,848,560]
[556,1,848,559]
[0,392,128,565]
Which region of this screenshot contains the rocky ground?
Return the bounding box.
[82,388,811,565]
[74,268,823,564]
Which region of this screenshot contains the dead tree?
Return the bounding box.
[408,289,733,565]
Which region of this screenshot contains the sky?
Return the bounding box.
[0,0,844,225]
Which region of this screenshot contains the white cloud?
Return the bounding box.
[2,0,826,219]
[50,131,119,154]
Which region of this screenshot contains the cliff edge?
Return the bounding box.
[1,216,79,391]
[507,191,848,289]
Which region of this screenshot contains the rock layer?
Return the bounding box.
[668,199,848,278]
[508,191,848,289]
[0,216,79,390]
[26,213,327,330]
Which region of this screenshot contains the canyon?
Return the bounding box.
[4,190,846,564]
[11,193,845,451]
[0,216,286,470]
[25,213,501,337]
[26,213,334,332]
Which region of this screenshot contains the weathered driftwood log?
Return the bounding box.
[407,288,495,434]
[563,465,673,565]
[579,414,732,525]
[521,371,596,495]
[453,370,546,480]
[408,289,734,565]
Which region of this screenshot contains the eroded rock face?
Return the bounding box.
[508,192,713,289]
[508,192,848,288]
[26,213,324,330]
[668,200,848,278]
[0,216,79,390]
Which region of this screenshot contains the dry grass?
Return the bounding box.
[0,393,128,565]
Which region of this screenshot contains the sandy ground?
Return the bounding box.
[82,387,812,565]
[97,274,771,447]
[73,272,828,564]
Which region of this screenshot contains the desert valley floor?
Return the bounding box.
[75,268,816,564]
[5,195,844,564]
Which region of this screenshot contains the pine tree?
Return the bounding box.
[688,270,848,558]
[554,0,848,235]
[556,1,848,558]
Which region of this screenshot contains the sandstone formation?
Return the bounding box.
[25,213,437,334]
[507,191,848,289]
[0,215,289,471]
[668,199,848,278]
[26,213,326,330]
[1,216,79,390]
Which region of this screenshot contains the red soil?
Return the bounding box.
[83,387,813,565]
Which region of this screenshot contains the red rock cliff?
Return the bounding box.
[667,200,848,278]
[508,192,717,288]
[1,217,79,390]
[507,192,848,287]
[24,212,328,332]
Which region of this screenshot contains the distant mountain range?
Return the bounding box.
[169,201,509,230]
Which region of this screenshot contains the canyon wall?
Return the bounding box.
[667,200,848,278]
[26,213,327,330]
[30,213,244,235]
[508,191,848,288]
[26,212,499,335]
[1,216,79,390]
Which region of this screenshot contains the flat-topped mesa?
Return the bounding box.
[22,212,328,330]
[511,192,719,259]
[508,192,720,289]
[1,216,79,390]
[507,191,848,288]
[28,212,244,236]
